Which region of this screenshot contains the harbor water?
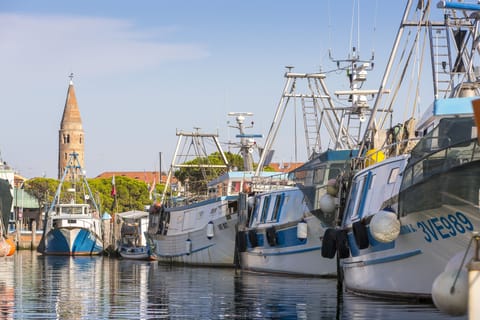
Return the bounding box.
[0,251,466,319]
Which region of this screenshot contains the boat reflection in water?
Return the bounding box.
[0,251,465,319]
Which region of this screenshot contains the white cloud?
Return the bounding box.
[0,13,209,78]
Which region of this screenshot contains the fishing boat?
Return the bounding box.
[0,177,15,257]
[147,114,276,266]
[238,51,379,276]
[325,0,480,300]
[116,210,154,260]
[38,152,104,256]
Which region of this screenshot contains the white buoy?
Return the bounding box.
[319,194,336,213]
[185,239,192,255]
[369,210,400,243]
[432,269,468,316]
[297,220,308,240]
[206,221,214,239]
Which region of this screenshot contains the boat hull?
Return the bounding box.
[150,216,238,266]
[43,226,103,256]
[342,159,480,299]
[119,245,154,261]
[240,216,336,277]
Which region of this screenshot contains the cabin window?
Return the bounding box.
[344,175,366,223]
[249,197,261,227]
[270,194,284,222]
[328,163,344,180]
[231,181,241,193]
[260,196,271,223]
[388,168,400,184]
[313,167,326,185]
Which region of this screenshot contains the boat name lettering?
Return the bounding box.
[416,212,473,243]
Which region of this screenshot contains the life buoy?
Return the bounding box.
[336,229,350,259]
[236,231,247,252]
[321,228,337,259]
[352,221,369,249]
[266,226,277,246]
[248,229,258,247]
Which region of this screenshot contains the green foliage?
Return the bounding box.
[172,151,247,195]
[24,178,59,207]
[24,176,156,215]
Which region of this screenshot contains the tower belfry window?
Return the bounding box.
[67,134,70,143]
[80,135,82,144]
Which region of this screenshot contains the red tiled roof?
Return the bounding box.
[96,171,171,184]
[268,162,304,173]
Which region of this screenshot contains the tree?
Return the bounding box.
[173,152,245,195]
[24,176,154,216]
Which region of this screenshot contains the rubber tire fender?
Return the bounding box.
[352,220,369,249]
[321,228,337,259]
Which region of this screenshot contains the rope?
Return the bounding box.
[450,235,474,294]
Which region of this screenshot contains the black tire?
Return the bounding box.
[336,229,350,259]
[352,221,369,249]
[248,229,258,248]
[236,231,247,252]
[321,228,337,259]
[266,226,277,246]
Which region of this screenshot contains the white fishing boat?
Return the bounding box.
[38,152,104,256]
[0,176,15,257]
[238,51,380,276]
[323,0,480,300]
[117,210,154,261]
[147,114,275,266]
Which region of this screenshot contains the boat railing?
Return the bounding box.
[251,174,296,193]
[354,137,421,170]
[401,138,480,190]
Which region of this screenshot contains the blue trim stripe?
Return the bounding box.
[247,246,321,256]
[343,249,422,267]
[156,243,215,258]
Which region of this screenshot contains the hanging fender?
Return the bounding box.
[248,229,258,248]
[352,220,369,249]
[206,221,214,239]
[266,226,277,246]
[236,231,247,252]
[321,228,337,259]
[336,229,350,259]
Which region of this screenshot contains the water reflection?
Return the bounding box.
[0,251,467,319]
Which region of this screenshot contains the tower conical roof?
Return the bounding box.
[60,80,83,130]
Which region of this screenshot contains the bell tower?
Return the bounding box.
[58,74,85,179]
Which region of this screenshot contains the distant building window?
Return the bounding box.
[63,134,67,144]
[79,135,82,144]
[67,134,70,143]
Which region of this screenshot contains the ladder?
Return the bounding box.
[429,25,454,98]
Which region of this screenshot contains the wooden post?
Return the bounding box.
[31,221,37,250]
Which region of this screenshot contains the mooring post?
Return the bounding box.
[31,221,37,250]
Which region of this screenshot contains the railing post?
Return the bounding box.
[468,232,480,320]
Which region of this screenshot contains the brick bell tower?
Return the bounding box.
[58,73,85,179]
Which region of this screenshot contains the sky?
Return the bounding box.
[0,0,408,179]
